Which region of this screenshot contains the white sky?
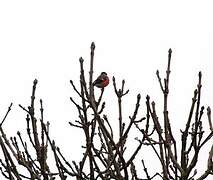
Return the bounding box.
[0,1,213,179]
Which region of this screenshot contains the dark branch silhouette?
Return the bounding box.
[0,43,212,179]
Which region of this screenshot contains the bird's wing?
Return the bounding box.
[93,78,104,85]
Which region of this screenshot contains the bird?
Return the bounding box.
[93,72,109,88]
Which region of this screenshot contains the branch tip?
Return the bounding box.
[137,94,141,99]
[198,71,202,78]
[168,48,172,54]
[33,79,38,84]
[201,106,205,111]
[79,57,84,62]
[9,103,13,108]
[146,95,150,100]
[91,42,95,50]
[151,101,155,106]
[207,106,211,114]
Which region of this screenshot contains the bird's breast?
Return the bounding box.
[103,78,109,87]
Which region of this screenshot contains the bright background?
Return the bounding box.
[0,1,213,179]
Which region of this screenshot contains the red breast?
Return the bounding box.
[102,77,109,87]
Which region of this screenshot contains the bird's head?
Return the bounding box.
[101,72,107,76]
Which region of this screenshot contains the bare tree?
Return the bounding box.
[0,43,212,179]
